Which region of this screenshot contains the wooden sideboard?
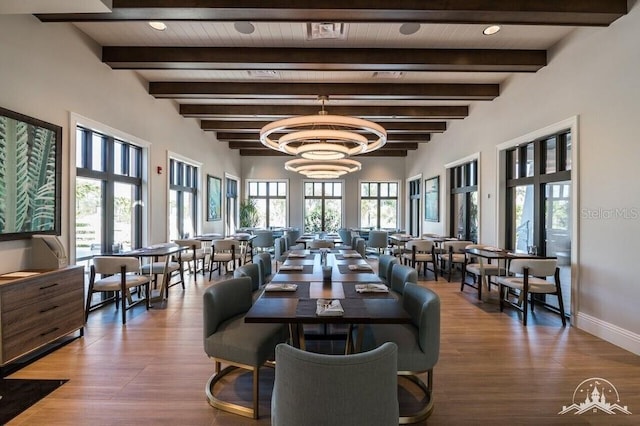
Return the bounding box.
[0,266,84,368]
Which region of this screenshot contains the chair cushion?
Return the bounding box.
[212,253,234,262]
[442,253,465,263]
[93,273,150,291]
[496,276,557,293]
[204,314,285,366]
[466,263,505,276]
[141,261,180,274]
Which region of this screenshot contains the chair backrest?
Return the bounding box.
[403,282,440,369]
[253,252,272,285]
[406,239,434,252]
[93,256,140,275]
[337,228,352,246]
[174,239,203,249]
[378,254,399,282]
[253,230,274,248]
[213,239,237,252]
[355,237,366,257]
[203,277,252,340]
[367,230,388,248]
[508,258,557,277]
[273,237,287,262]
[271,342,399,426]
[442,240,473,253]
[389,263,418,294]
[309,239,335,249]
[233,263,261,292]
[350,235,359,249]
[285,229,301,249]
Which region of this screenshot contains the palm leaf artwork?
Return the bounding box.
[0,115,56,233]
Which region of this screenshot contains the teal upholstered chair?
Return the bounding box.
[357,283,441,423]
[234,262,263,300]
[252,252,273,286]
[367,230,389,256]
[203,277,286,419]
[389,263,418,296]
[378,254,399,285]
[271,342,399,426]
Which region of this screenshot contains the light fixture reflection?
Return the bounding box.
[483,25,501,35]
[148,21,167,31]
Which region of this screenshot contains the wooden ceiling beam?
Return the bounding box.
[217,132,430,142]
[37,1,627,26]
[238,149,407,157]
[182,104,468,119]
[104,47,546,73]
[202,120,447,133]
[150,82,499,101]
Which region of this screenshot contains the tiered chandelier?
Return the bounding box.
[260,96,387,178]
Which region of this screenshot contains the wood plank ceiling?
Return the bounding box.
[37,1,627,157]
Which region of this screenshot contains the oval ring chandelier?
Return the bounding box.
[284,158,362,179]
[260,96,387,160]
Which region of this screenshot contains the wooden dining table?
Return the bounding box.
[245,249,411,353]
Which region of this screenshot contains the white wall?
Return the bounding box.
[0,14,240,272]
[241,156,406,231]
[407,5,640,352]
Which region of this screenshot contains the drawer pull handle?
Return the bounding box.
[40,327,59,337]
[40,283,59,290]
[40,305,59,314]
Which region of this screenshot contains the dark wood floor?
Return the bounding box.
[7,261,640,425]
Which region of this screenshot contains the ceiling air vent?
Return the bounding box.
[306,22,348,40]
[373,71,404,79]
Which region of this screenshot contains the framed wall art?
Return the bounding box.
[207,175,222,221]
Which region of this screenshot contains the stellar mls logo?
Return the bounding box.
[559,378,631,415]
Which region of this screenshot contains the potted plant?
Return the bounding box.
[239,198,259,228]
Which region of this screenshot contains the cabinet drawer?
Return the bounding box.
[1,268,83,312]
[1,287,84,340]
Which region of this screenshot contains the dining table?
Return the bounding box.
[245,249,411,353]
[294,234,343,248]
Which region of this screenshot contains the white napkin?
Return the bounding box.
[348,264,372,271]
[279,265,304,271]
[355,284,389,293]
[316,299,344,316]
[265,283,298,292]
[342,253,361,258]
[287,253,307,258]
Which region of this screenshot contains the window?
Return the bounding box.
[303,181,343,232]
[449,160,478,242]
[169,159,199,240]
[247,180,287,228]
[504,130,572,314]
[360,181,399,230]
[75,127,143,260]
[225,176,238,235]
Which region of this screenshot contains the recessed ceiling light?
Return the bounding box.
[148,21,167,31]
[399,23,420,35]
[483,25,501,36]
[234,21,255,35]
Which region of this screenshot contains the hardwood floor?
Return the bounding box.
[7,263,640,425]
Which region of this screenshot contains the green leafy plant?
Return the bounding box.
[239,198,259,228]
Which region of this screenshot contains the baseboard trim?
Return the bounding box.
[575,312,640,356]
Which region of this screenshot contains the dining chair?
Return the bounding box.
[271,342,399,426]
[354,237,367,258]
[85,256,151,325]
[252,252,273,286]
[140,242,184,297]
[284,228,301,250]
[389,263,418,296]
[337,228,352,248]
[252,230,275,254]
[208,239,238,279]
[203,277,287,419]
[174,238,207,275]
[367,230,389,256]
[378,253,399,285]
[440,240,474,282]
[461,244,506,300]
[233,263,263,300]
[356,283,440,423]
[496,258,567,326]
[273,237,287,271]
[401,239,438,280]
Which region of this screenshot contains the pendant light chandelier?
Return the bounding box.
[260,96,387,161]
[284,158,362,179]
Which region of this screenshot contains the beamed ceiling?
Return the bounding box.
[37,1,628,157]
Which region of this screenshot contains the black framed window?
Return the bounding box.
[303,181,343,232]
[449,160,478,242]
[75,126,143,260]
[360,182,399,230]
[226,176,238,234]
[169,159,198,240]
[247,180,287,228]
